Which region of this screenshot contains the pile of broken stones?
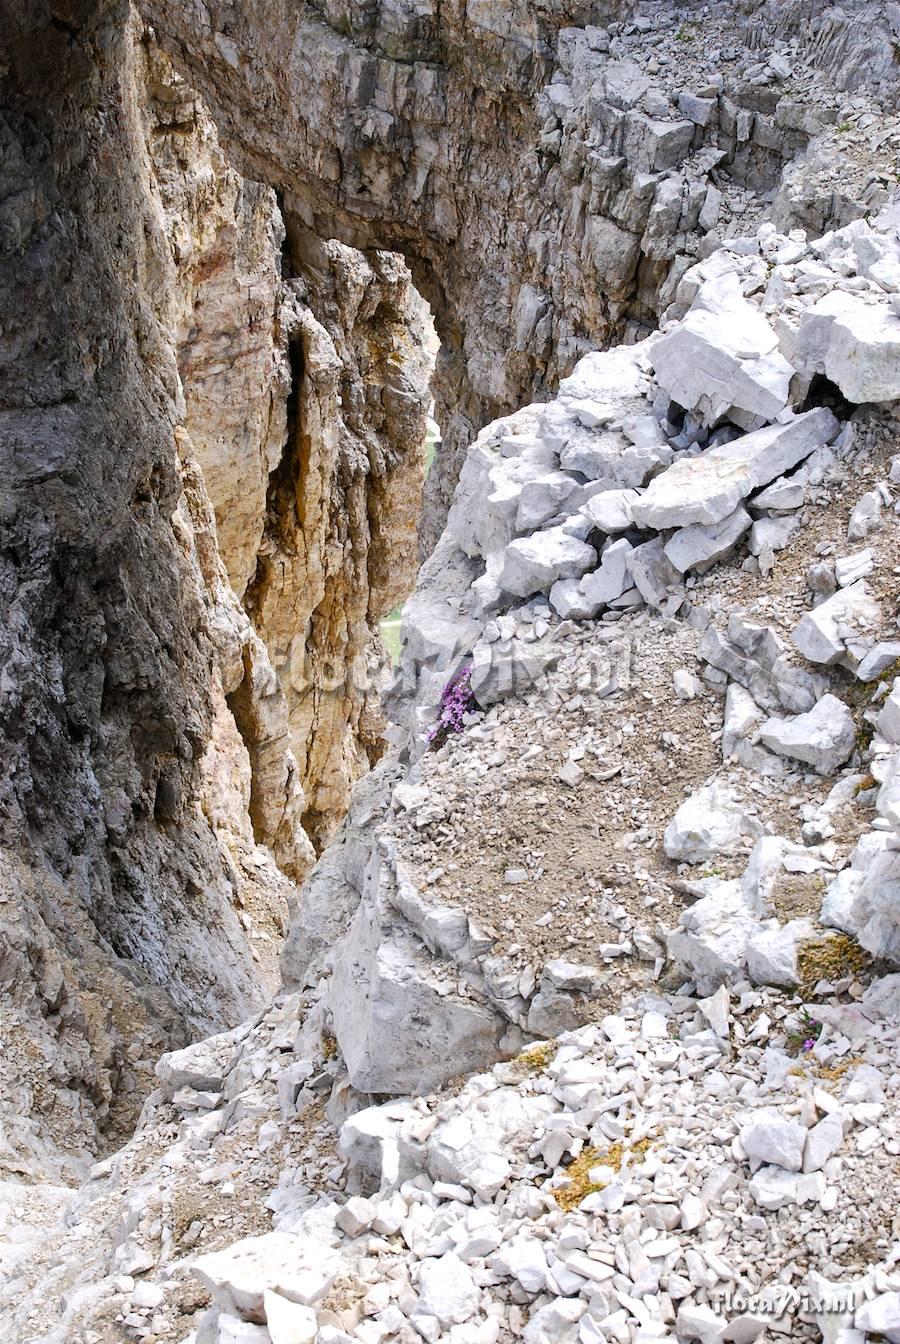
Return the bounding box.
[125,206,900,1344]
[204,984,900,1344]
[4,214,900,1344]
[25,976,896,1344]
[395,203,900,985]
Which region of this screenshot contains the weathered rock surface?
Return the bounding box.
[0,9,432,1176]
[0,1,282,1180]
[759,694,857,775]
[5,5,900,1341]
[139,0,900,546]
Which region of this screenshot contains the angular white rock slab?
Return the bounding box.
[194,1233,339,1322]
[263,1290,317,1344]
[802,1112,845,1173]
[580,487,641,533]
[580,537,634,607]
[416,1253,479,1325]
[665,505,751,573]
[877,679,900,744]
[824,295,900,403]
[651,273,793,426]
[792,581,882,668]
[664,784,758,863]
[666,882,762,994]
[632,408,838,529]
[746,918,815,988]
[499,526,596,598]
[739,1109,806,1171]
[626,536,681,608]
[758,694,856,775]
[515,471,579,532]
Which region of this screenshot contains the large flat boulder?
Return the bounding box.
[792,581,882,669]
[758,694,856,775]
[632,409,838,530]
[651,273,794,427]
[499,527,596,599]
[824,295,900,403]
[328,857,507,1094]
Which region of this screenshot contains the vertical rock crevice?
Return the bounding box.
[141,34,433,864]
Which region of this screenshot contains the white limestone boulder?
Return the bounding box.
[551,536,635,618]
[739,1108,806,1172]
[548,578,599,620]
[758,694,856,775]
[427,1088,557,1196]
[721,683,765,764]
[559,425,670,483]
[339,1101,420,1193]
[853,846,900,965]
[632,408,838,530]
[820,867,863,934]
[855,1292,900,1343]
[664,784,760,863]
[328,872,507,1095]
[626,536,681,609]
[217,1316,271,1343]
[155,1030,241,1096]
[400,537,483,672]
[193,1233,339,1321]
[623,111,695,173]
[749,513,800,556]
[580,537,634,605]
[792,581,882,669]
[447,414,555,559]
[877,678,900,744]
[664,505,752,574]
[515,471,579,532]
[415,1253,479,1326]
[263,1291,317,1344]
[824,295,900,403]
[858,641,900,679]
[746,918,815,988]
[834,549,874,586]
[701,613,827,715]
[651,272,794,427]
[666,881,762,992]
[579,487,641,533]
[499,526,596,599]
[848,488,883,542]
[802,1112,845,1173]
[523,1298,585,1344]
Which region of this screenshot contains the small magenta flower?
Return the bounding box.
[802,1038,816,1051]
[427,665,476,750]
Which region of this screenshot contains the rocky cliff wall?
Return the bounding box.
[0,5,430,1180]
[142,46,432,852]
[0,0,284,1180]
[140,0,900,545]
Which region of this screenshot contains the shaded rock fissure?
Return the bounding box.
[3,0,900,1257]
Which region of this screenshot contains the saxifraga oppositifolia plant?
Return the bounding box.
[427,665,476,751]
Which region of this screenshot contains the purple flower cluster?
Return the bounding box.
[427,665,476,750]
[788,1007,823,1055]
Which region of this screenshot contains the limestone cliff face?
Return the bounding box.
[140,0,900,547]
[143,40,430,853]
[0,7,429,1179]
[0,1,283,1179]
[2,0,898,1184]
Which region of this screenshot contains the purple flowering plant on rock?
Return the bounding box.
[787,1006,823,1055]
[427,665,476,751]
